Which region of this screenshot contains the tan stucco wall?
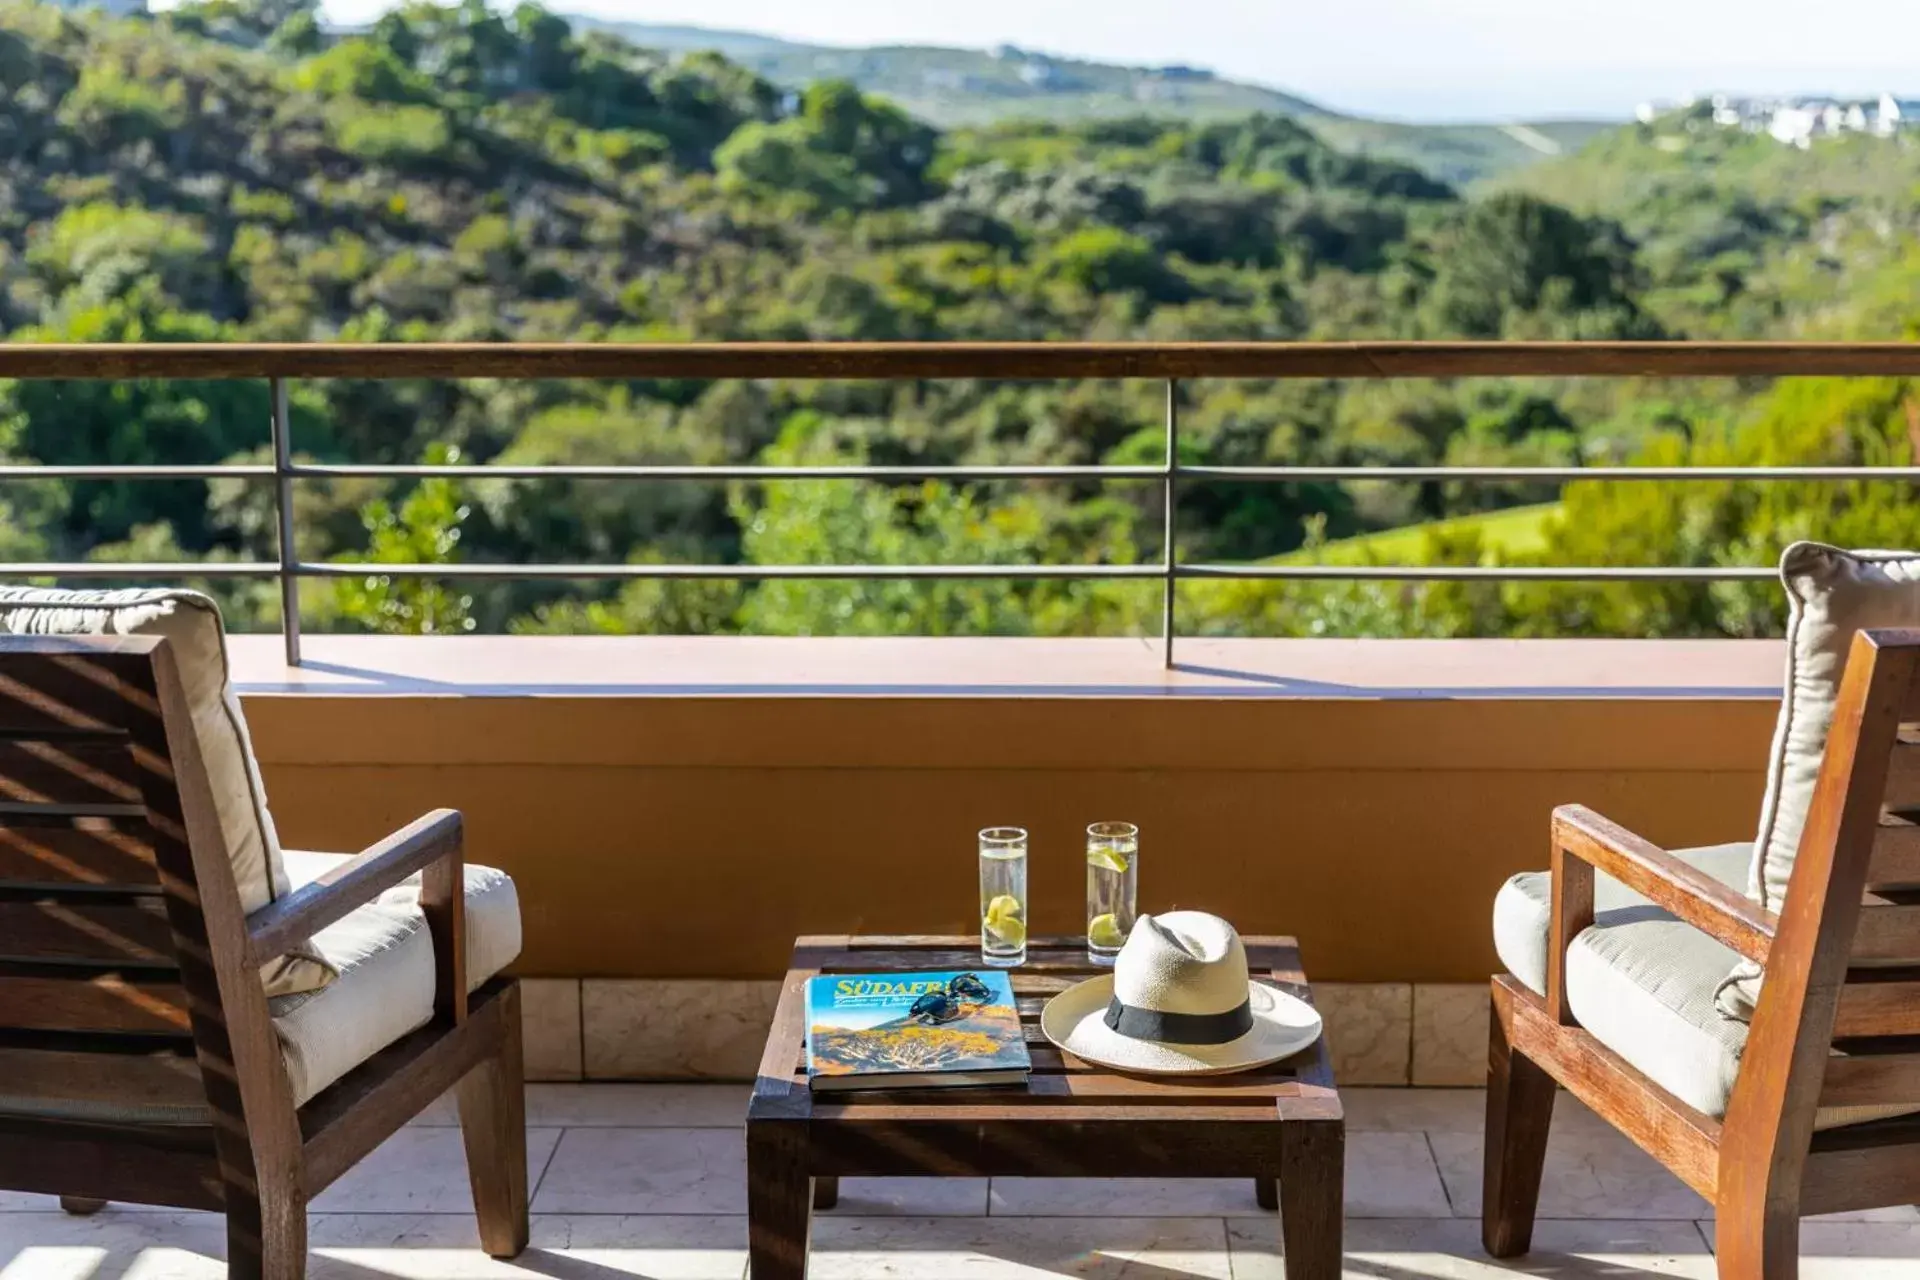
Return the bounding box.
[235,636,1783,984]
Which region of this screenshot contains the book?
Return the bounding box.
[804,969,1032,1092]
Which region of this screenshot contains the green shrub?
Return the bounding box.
[289,40,432,104]
[57,62,187,144]
[326,101,453,163]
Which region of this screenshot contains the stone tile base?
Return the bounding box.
[520,978,583,1081]
[1314,983,1412,1085]
[1412,983,1491,1086]
[582,979,783,1079]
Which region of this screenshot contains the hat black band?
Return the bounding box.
[1102,995,1253,1045]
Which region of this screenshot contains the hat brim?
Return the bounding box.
[1040,974,1324,1076]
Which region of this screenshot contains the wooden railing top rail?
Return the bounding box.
[4,341,1920,381]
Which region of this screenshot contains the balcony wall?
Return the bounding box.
[236,635,1783,988]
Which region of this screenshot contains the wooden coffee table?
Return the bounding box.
[746,934,1344,1279]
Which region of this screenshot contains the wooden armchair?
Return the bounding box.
[0,632,527,1279]
[1485,628,1920,1279]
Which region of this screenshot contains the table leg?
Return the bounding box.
[1255,1179,1278,1211]
[813,1177,840,1210]
[747,1122,812,1280]
[1278,1120,1344,1280]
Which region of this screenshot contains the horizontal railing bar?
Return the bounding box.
[0,563,279,578]
[3,341,1920,381]
[1178,564,1777,581]
[297,562,1167,581]
[0,465,278,480]
[0,461,1915,484]
[1181,465,1920,482]
[0,561,1780,583]
[286,463,1168,481]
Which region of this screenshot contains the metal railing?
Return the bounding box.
[6,340,1920,668]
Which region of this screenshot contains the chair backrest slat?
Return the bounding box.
[0,898,176,964]
[0,972,192,1034]
[1850,899,1920,965]
[1818,1049,1920,1109]
[0,1043,204,1117]
[1833,976,1920,1038]
[1889,736,1920,807]
[0,640,210,1121]
[0,735,142,808]
[1868,817,1920,890]
[0,824,162,886]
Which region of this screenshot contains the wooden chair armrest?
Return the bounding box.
[1551,804,1775,965]
[247,809,464,969]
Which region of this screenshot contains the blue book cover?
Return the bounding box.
[805,970,1032,1091]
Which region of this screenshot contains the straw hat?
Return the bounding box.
[1040,911,1323,1075]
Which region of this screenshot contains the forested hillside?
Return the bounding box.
[2,0,1917,639]
[590,18,1612,187]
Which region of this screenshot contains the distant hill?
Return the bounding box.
[576,18,1614,186]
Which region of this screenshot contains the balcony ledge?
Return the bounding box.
[229,634,1785,700]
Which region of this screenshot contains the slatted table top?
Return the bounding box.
[752,934,1341,1126]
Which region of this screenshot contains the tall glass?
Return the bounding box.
[978,827,1028,967]
[1086,821,1139,964]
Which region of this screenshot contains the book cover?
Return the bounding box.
[805,969,1031,1091]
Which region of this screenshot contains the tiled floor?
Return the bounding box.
[3,1085,1918,1277]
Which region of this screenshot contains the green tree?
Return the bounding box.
[332,446,477,635]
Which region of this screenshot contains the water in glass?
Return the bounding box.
[978,827,1028,967]
[1086,821,1139,963]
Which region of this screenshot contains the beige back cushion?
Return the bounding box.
[0,588,333,997]
[1717,543,1920,1019]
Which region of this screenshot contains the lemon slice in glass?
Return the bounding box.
[1086,847,1131,874]
[986,914,1027,948]
[984,893,1025,947]
[1087,912,1126,949]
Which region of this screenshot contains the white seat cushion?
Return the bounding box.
[271,851,522,1105]
[0,587,330,996]
[1495,841,1907,1128]
[1493,842,1751,997]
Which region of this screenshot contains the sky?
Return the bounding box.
[320,0,1920,121]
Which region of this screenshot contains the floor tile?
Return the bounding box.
[531,1128,746,1215]
[409,1084,749,1130]
[0,1193,62,1213]
[1429,1128,1709,1220]
[1227,1217,1715,1279]
[987,1132,1448,1219]
[527,1084,748,1129]
[1342,1088,1485,1133]
[0,1212,229,1279]
[311,1127,563,1214]
[810,1215,1233,1279]
[1794,1222,1920,1277]
[823,1179,991,1216]
[0,1212,750,1280]
[1341,1088,1618,1139]
[0,1198,219,1218]
[1808,1207,1920,1224]
[987,1176,1269,1219]
[311,1213,749,1278]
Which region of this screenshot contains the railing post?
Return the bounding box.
[1163,377,1179,670]
[269,377,301,667]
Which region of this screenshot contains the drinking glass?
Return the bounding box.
[1086,821,1139,963]
[978,827,1028,967]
